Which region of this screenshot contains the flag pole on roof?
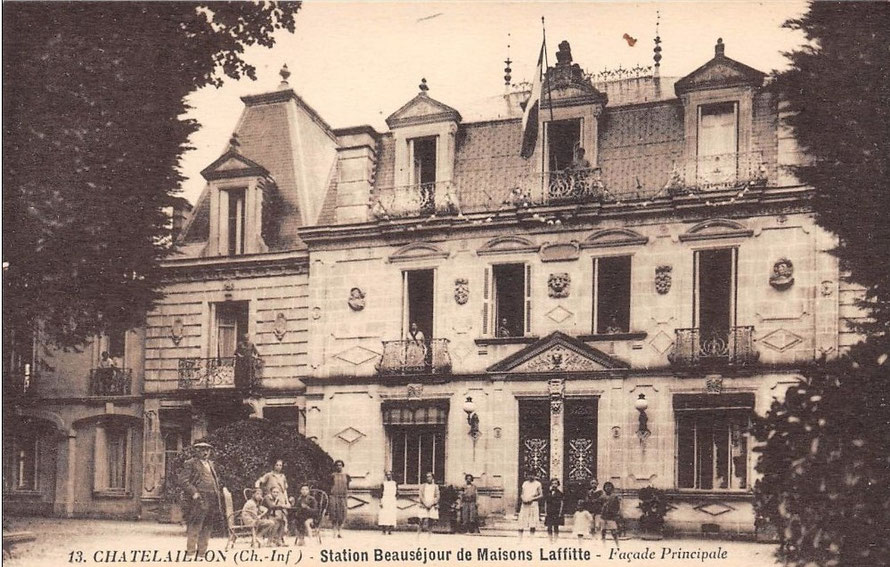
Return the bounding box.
[519,18,547,160]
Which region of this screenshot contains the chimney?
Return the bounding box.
[333,126,379,224]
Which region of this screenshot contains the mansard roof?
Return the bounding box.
[487,331,628,374]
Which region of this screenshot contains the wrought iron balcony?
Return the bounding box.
[89,368,132,396]
[668,151,768,195]
[668,327,759,368]
[177,357,262,390]
[376,339,452,376]
[371,181,459,220]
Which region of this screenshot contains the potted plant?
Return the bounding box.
[637,486,670,540]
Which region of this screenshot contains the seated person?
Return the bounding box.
[262,486,290,546]
[241,488,281,545]
[293,484,318,545]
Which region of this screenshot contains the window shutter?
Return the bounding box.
[482,267,491,336]
[93,424,108,492]
[525,264,532,335]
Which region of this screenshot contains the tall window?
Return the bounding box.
[106,426,129,490]
[547,119,582,171]
[694,248,737,337]
[593,256,632,334]
[384,404,447,485]
[697,102,738,185]
[222,188,246,255]
[6,431,38,491]
[676,394,752,491]
[94,422,132,494]
[410,137,437,214]
[403,269,435,340]
[215,301,249,358]
[490,264,530,338]
[108,329,126,360]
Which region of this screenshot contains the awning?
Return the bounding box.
[382,400,449,425]
[673,392,755,411]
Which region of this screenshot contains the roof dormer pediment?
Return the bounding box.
[675,39,766,96]
[200,145,268,181]
[386,90,461,130]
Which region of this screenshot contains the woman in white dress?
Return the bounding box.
[416,472,440,536]
[517,471,543,540]
[378,470,398,534]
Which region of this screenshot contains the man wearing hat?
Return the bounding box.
[180,442,222,554]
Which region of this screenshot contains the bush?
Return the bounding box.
[164,419,335,512]
[753,339,890,567]
[637,486,670,533]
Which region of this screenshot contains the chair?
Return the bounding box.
[222,487,258,550]
[293,488,329,545]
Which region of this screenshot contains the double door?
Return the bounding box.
[518,397,598,513]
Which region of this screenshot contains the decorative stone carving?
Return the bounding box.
[273,312,287,341]
[170,318,184,345]
[311,307,322,320]
[454,278,469,305]
[548,273,571,298]
[655,265,672,295]
[611,426,621,439]
[821,280,834,297]
[517,345,607,373]
[548,377,565,414]
[348,287,366,311]
[407,384,423,399]
[769,258,794,290]
[705,376,724,394]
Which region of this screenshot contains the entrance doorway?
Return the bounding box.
[563,398,598,512]
[518,399,550,498]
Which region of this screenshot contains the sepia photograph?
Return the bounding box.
[2,1,888,566]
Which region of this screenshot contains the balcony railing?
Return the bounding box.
[89,368,132,396]
[376,339,452,376]
[668,326,759,368]
[371,181,459,220]
[177,357,262,390]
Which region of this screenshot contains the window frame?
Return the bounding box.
[10,432,39,492]
[221,186,247,256]
[592,254,633,335]
[675,408,751,492]
[402,268,437,340]
[487,262,531,338]
[408,136,438,186]
[387,424,446,486]
[93,421,133,497]
[692,247,739,331]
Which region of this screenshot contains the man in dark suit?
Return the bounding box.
[180,441,222,554]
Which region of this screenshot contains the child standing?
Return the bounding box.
[543,478,564,543]
[600,482,622,548]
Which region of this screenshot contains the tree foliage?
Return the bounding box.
[165,419,335,511]
[753,339,890,566]
[2,2,301,348]
[774,1,890,332]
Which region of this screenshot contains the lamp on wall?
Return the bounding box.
[635,393,650,441]
[463,396,480,438]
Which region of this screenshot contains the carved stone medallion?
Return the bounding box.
[454,278,469,305]
[548,273,571,298]
[655,265,672,295]
[348,287,366,311]
[273,312,287,341]
[769,258,794,290]
[170,318,184,345]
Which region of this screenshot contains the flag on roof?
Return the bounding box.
[520,42,545,159]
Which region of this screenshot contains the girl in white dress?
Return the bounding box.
[378,470,398,534]
[417,472,440,536]
[517,471,543,540]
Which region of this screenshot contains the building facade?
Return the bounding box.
[4,38,866,535]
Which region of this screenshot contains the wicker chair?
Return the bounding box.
[293,488,329,545]
[222,487,258,550]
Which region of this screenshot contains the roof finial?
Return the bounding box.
[228,133,240,152]
[504,33,513,87]
[715,37,725,58]
[419,77,429,94]
[653,10,662,75]
[279,64,291,88]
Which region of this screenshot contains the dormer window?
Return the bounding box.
[547,119,582,172]
[411,136,437,185]
[222,187,246,256]
[697,102,739,185]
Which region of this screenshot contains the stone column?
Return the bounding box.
[548,378,565,480]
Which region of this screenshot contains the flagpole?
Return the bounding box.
[541,17,548,195]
